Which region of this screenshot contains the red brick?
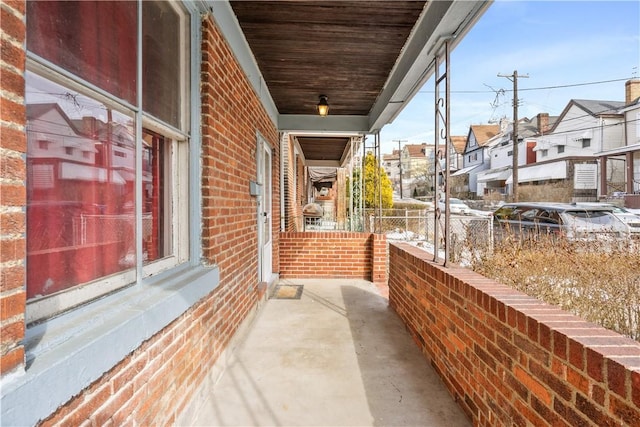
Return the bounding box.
[514,365,552,406]
[0,184,26,206]
[609,393,640,426]
[553,331,568,360]
[0,237,25,263]
[0,346,24,375]
[587,347,604,382]
[0,126,27,152]
[0,155,25,181]
[0,291,25,320]
[1,211,25,235]
[1,7,25,43]
[0,264,24,292]
[0,39,26,73]
[566,340,583,370]
[606,359,628,398]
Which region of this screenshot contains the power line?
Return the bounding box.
[418,77,634,94]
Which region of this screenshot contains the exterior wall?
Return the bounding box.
[0,0,27,377]
[389,242,640,426]
[1,9,279,425]
[279,232,387,286]
[200,14,280,294]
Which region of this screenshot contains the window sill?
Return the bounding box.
[0,263,219,427]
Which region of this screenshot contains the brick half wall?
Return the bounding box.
[279,232,387,285]
[389,242,640,426]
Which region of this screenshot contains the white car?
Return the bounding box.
[438,197,471,215]
[575,203,640,236]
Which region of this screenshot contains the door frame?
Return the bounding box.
[256,133,273,283]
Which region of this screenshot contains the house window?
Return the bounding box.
[507,151,513,157]
[557,145,565,154]
[582,139,591,148]
[540,149,548,157]
[25,0,191,322]
[65,147,73,156]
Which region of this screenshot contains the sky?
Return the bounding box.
[378,0,640,155]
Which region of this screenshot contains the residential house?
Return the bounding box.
[400,143,435,197]
[450,135,467,171]
[382,149,401,193]
[595,79,640,208]
[531,97,626,201]
[477,113,553,197]
[450,124,499,198]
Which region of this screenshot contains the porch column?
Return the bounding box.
[600,155,608,197]
[626,152,633,193]
[336,168,346,229]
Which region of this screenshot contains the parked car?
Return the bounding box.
[438,197,471,215]
[574,203,640,237]
[492,202,629,241]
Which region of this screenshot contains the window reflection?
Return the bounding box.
[26,73,136,299]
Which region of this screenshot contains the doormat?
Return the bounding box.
[272,284,304,300]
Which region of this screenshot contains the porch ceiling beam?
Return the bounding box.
[305,159,342,167]
[278,114,370,134]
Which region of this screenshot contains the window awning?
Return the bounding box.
[451,164,481,176]
[506,161,567,184]
[594,143,640,157]
[477,168,511,183]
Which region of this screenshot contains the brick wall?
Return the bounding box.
[2,9,280,425]
[200,14,280,280]
[0,0,27,377]
[279,232,387,285]
[389,242,640,426]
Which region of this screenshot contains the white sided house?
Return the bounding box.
[530,98,625,200]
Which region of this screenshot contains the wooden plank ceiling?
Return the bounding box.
[229,1,427,117]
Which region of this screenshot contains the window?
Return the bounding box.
[540,149,548,157]
[557,145,565,154]
[582,139,591,148]
[507,151,513,157]
[25,0,191,323]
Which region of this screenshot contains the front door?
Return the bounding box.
[258,137,273,282]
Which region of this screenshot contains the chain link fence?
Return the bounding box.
[363,209,493,262]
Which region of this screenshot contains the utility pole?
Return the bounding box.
[394,139,407,199]
[498,70,528,202]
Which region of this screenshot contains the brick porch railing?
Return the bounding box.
[279,232,387,286]
[388,242,640,426]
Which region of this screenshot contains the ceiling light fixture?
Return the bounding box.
[317,95,329,117]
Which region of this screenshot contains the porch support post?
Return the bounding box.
[626,152,634,194]
[433,38,452,266]
[600,155,608,197]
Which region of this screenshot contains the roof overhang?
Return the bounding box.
[207,0,492,162]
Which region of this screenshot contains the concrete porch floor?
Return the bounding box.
[188,279,470,426]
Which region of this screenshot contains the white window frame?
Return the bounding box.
[25,0,191,323]
[5,3,218,427]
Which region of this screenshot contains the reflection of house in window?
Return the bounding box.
[65,147,73,155]
[38,140,49,150]
[114,150,127,158]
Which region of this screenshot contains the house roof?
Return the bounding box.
[572,99,625,116]
[548,99,625,134]
[470,124,500,146]
[27,103,86,136]
[404,143,428,158]
[450,136,467,154]
[383,150,400,161]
